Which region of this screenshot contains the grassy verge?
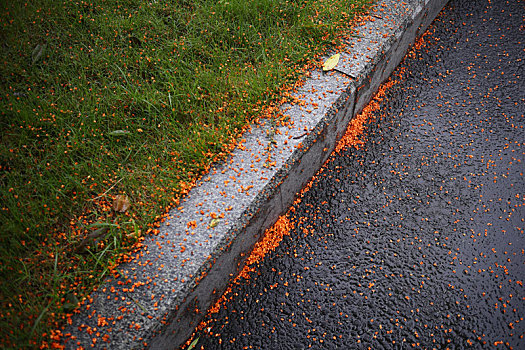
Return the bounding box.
[0,0,372,347]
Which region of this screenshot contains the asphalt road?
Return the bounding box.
[188,0,524,348]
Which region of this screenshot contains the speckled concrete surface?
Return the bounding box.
[64,0,449,348]
[190,0,525,348]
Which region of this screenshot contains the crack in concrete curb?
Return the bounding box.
[65,0,448,348]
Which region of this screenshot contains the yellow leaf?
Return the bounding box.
[322,53,340,71]
[187,337,200,350]
[113,194,130,212]
[209,218,220,228]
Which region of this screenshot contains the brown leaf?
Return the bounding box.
[75,227,109,253]
[113,194,130,212]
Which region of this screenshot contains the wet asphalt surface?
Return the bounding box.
[189,0,524,348]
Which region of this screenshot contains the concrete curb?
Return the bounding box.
[65,0,448,348]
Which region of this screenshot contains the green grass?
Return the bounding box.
[0,0,371,347]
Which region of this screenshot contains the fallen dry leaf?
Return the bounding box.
[209,218,220,228]
[75,227,109,253]
[322,53,340,71]
[113,194,130,212]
